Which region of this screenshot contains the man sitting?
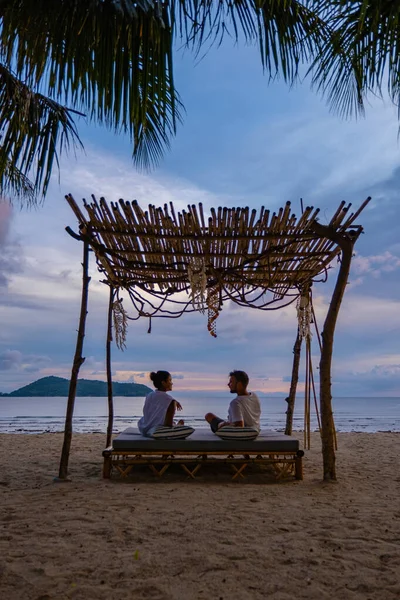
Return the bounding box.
[205,370,261,433]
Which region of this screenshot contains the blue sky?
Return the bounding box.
[1,41,400,396]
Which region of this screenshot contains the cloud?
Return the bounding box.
[334,362,400,395]
[0,200,12,245]
[0,349,22,370]
[57,149,235,218]
[335,294,400,332]
[0,201,24,287]
[0,349,51,374]
[353,251,400,277]
[22,355,52,373]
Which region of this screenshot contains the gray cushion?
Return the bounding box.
[112,427,299,452]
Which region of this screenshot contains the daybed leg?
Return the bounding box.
[295,451,304,480]
[103,455,112,479]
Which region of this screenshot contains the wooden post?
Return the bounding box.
[295,450,304,480]
[102,449,113,479]
[312,223,354,481]
[106,286,114,448]
[58,239,90,479]
[285,328,302,436]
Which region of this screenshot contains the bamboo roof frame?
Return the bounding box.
[59,193,371,482]
[65,194,369,329]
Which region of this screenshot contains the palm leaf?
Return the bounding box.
[0,159,35,204]
[309,1,400,119]
[0,1,329,158]
[0,0,178,171]
[0,64,83,198]
[177,1,330,81]
[0,1,369,202]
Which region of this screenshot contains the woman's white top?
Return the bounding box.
[137,390,175,436]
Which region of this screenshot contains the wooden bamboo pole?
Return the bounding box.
[308,349,322,434]
[306,336,311,449]
[58,239,90,480]
[106,286,114,448]
[285,328,302,436]
[311,222,354,481]
[304,335,310,449]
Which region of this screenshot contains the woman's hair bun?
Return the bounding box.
[149,370,171,390]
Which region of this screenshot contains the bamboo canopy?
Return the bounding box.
[66,195,368,325]
[61,193,370,481]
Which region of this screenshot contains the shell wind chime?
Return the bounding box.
[206,286,220,338]
[187,258,207,312]
[113,298,128,350]
[187,258,220,337]
[296,288,312,339]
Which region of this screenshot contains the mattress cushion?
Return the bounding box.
[112,427,300,453]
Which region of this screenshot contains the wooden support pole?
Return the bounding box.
[58,240,90,479]
[295,451,304,480]
[311,222,355,481]
[285,328,302,436]
[102,449,112,479]
[303,338,308,448]
[106,286,114,448]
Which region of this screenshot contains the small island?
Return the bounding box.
[0,376,152,397]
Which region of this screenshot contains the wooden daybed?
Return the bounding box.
[103,428,304,481]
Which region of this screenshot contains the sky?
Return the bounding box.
[1,40,400,396]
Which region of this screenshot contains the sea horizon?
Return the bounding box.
[1,394,400,434]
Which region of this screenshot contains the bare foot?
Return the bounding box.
[177,419,185,426]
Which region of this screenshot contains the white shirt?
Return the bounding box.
[228,393,261,431]
[137,390,175,436]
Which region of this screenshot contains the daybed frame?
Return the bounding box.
[102,429,304,481]
[102,449,304,481]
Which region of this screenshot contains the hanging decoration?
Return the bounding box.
[297,288,312,340]
[207,285,220,338]
[112,298,128,350]
[187,257,207,312]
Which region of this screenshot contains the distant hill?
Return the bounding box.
[0,376,152,397]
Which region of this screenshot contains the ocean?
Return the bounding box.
[0,393,400,434]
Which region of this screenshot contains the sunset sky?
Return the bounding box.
[1,41,400,396]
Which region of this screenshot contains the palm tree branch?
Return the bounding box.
[0,63,84,197]
[0,0,178,170]
[0,159,35,204]
[309,1,400,118]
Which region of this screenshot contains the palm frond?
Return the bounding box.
[0,0,178,171]
[0,2,330,170]
[0,159,35,205]
[0,63,83,198]
[309,0,400,118]
[177,1,330,81]
[3,0,394,201]
[256,0,331,81]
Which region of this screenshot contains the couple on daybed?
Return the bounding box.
[138,370,261,440]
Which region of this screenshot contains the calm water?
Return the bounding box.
[0,393,400,434]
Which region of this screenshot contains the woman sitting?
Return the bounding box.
[138,370,184,437]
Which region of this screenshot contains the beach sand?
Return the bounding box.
[1,432,400,600]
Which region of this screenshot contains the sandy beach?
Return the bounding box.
[1,432,400,600]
